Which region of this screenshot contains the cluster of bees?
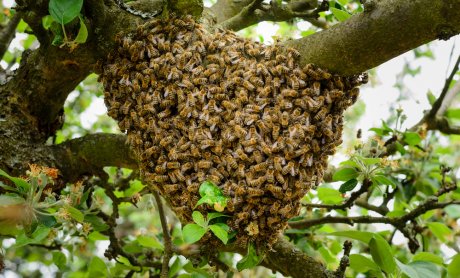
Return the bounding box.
[100,15,365,246]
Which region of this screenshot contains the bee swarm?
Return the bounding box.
[100,16,365,246]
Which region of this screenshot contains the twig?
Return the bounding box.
[0,12,21,60]
[334,241,352,278]
[428,55,460,118]
[153,191,172,278]
[304,179,372,211]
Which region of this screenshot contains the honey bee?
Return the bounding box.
[282,161,296,176]
[235,185,247,196]
[267,216,279,227]
[247,187,264,197]
[275,171,285,184]
[312,139,321,153]
[279,204,293,217]
[223,154,237,169]
[197,160,212,169]
[187,183,199,193]
[314,107,328,121]
[164,184,180,194]
[270,202,280,214]
[154,174,169,183]
[248,176,266,187]
[237,164,245,178]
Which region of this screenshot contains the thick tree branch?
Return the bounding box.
[216,0,327,31]
[0,13,22,60]
[263,237,333,278]
[51,133,137,183]
[283,0,460,74]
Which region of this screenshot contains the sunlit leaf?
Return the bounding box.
[317,187,343,204]
[330,7,352,22]
[237,243,264,271]
[137,235,164,250]
[328,230,375,244]
[49,0,83,24]
[333,168,359,181]
[413,252,444,265]
[350,254,380,273]
[182,224,207,244]
[369,235,396,275]
[209,224,228,244]
[66,206,84,222]
[88,256,108,277]
[427,222,451,243]
[192,211,206,227]
[403,132,422,146]
[52,251,67,269]
[447,254,460,277]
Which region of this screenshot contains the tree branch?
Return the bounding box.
[0,12,22,60]
[216,0,327,31]
[51,133,137,183]
[153,191,172,278]
[411,55,460,135]
[283,0,460,74]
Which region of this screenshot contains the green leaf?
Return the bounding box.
[412,252,444,265]
[328,231,375,244]
[0,169,30,192]
[199,180,221,197]
[369,235,396,275]
[317,188,343,204]
[192,211,206,227]
[88,256,108,277]
[448,254,460,278]
[84,215,109,232]
[196,181,229,212]
[409,261,440,278]
[209,224,228,244]
[182,224,207,244]
[445,205,460,218]
[88,231,109,241]
[137,235,164,250]
[49,0,83,25]
[349,254,380,273]
[395,141,406,155]
[427,222,451,243]
[207,212,228,222]
[66,206,84,222]
[42,15,55,30]
[330,7,352,22]
[396,260,419,278]
[169,257,182,278]
[362,157,381,166]
[236,243,264,271]
[339,178,358,193]
[427,90,437,105]
[52,251,67,269]
[446,108,460,120]
[372,175,396,187]
[37,214,58,228]
[74,16,88,44]
[403,132,422,146]
[333,168,359,181]
[0,195,26,206]
[15,225,51,247]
